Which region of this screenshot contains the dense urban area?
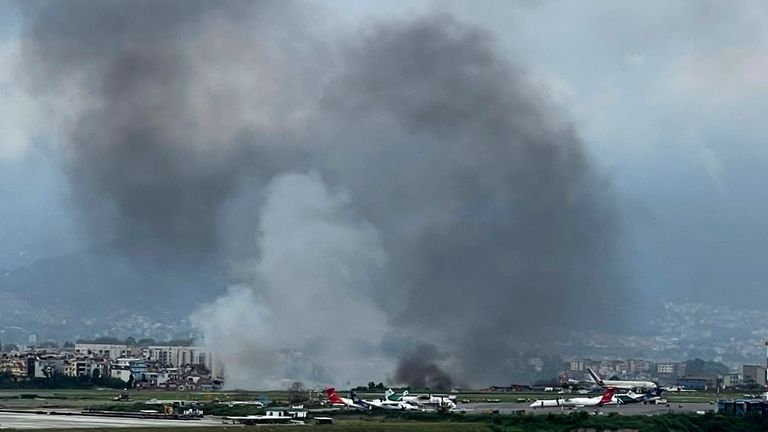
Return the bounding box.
[3,301,768,389]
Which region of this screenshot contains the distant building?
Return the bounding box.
[722,373,741,389]
[657,363,675,374]
[111,358,148,383]
[569,360,584,371]
[74,343,130,359]
[629,360,652,374]
[743,365,766,387]
[679,377,712,391]
[147,346,222,379]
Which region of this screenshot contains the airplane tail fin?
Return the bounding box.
[384,389,395,400]
[587,368,605,386]
[598,387,615,405]
[325,388,344,404]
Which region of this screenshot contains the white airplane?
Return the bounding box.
[353,388,418,411]
[530,387,616,408]
[587,368,657,391]
[361,398,421,411]
[663,385,696,393]
[221,400,265,408]
[615,388,664,404]
[400,393,457,411]
[384,388,410,401]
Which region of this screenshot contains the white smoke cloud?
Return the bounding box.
[0,38,40,160]
[192,285,274,388]
[194,172,388,388]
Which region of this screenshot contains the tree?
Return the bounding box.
[92,368,101,380]
[287,381,309,403]
[124,337,137,346]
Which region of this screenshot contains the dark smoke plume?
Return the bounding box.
[18,0,309,257]
[321,14,627,384]
[394,344,454,391]
[18,1,629,387]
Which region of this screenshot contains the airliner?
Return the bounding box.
[325,388,419,411]
[529,387,616,408]
[616,388,664,404]
[399,393,457,411]
[384,388,410,401]
[363,398,421,411]
[587,368,657,390]
[324,388,368,410]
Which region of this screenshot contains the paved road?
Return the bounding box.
[0,402,718,429]
[459,401,715,415]
[0,411,225,429]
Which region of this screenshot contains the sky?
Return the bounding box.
[1,0,767,308]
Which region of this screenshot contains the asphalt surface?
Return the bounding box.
[459,401,715,416]
[0,402,718,429]
[0,411,224,429]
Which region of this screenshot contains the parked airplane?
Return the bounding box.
[384,388,410,401]
[221,400,265,408]
[363,398,421,411]
[587,368,657,390]
[529,387,616,408]
[400,393,457,411]
[324,388,418,411]
[559,372,584,387]
[616,388,664,404]
[324,388,367,410]
[663,385,696,392]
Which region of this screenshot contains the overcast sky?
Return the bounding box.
[2,0,767,308]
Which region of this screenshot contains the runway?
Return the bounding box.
[459,401,715,416]
[0,402,718,429]
[0,411,224,429]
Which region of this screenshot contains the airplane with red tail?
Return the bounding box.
[529,387,617,408]
[324,388,368,410]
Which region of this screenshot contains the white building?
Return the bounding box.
[147,346,222,379]
[74,343,131,359]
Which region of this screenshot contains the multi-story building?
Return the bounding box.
[569,359,584,371]
[147,346,222,379]
[147,346,194,367]
[722,373,741,388]
[74,343,131,359]
[63,360,77,377]
[742,365,766,386]
[31,356,64,378]
[657,363,675,374]
[0,357,26,378]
